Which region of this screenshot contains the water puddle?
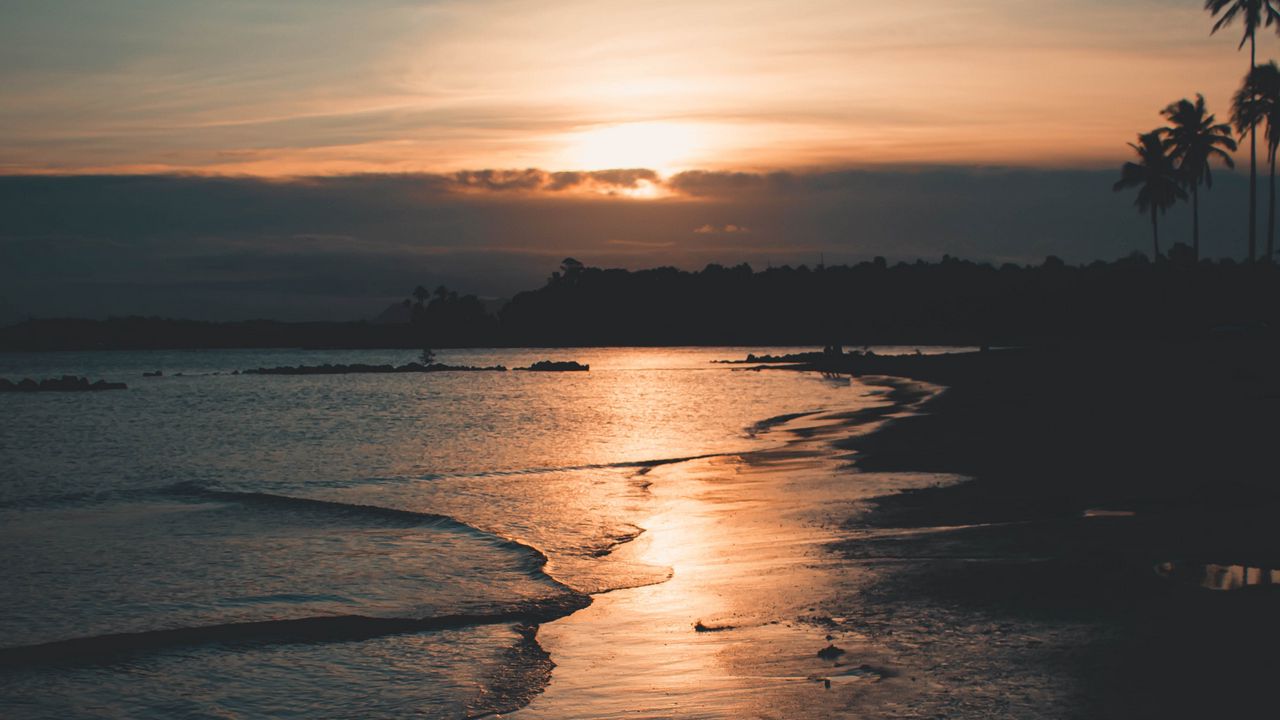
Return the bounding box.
[1155,562,1280,591]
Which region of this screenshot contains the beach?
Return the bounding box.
[2,340,1278,718]
[513,335,1280,718]
[821,336,1280,717]
[517,381,959,718]
[0,347,927,718]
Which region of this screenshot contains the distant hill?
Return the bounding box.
[372,301,413,325]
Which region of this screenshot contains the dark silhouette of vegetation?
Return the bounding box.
[410,285,498,348]
[1206,0,1280,260]
[3,256,1278,351]
[1114,131,1186,259]
[1235,61,1280,260]
[1121,6,1280,262]
[1162,95,1236,260]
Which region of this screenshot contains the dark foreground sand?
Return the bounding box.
[817,332,1280,717]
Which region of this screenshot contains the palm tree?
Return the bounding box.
[1235,62,1280,261]
[1162,95,1237,261]
[1206,0,1280,260]
[1261,64,1280,261]
[1114,130,1187,260]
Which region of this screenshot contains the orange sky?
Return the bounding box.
[2,0,1278,177]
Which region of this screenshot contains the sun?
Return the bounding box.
[560,122,703,174]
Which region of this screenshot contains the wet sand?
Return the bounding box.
[515,382,961,718]
[518,335,1280,718]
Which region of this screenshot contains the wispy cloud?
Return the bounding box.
[693,223,749,234]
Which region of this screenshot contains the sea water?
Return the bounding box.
[0,346,956,718]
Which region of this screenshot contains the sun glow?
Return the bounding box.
[560,122,704,174]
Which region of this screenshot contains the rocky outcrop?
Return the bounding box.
[0,375,127,392]
[517,360,589,372]
[241,362,507,375]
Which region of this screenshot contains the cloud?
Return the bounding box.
[451,168,660,194]
[452,169,547,192]
[693,223,750,234]
[606,238,676,248]
[669,171,780,197]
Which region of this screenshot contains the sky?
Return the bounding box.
[2,0,1277,320]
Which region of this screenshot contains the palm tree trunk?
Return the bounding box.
[1151,206,1161,261]
[1250,34,1258,262]
[1192,184,1200,261]
[1270,149,1277,262]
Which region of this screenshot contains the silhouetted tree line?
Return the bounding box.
[6,254,1274,351]
[407,284,497,347]
[492,255,1279,347]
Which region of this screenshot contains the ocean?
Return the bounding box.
[0,346,954,718]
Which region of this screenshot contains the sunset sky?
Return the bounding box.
[2,0,1276,319]
[4,0,1272,175]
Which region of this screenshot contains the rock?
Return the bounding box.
[1,376,126,392]
[518,360,589,372]
[817,644,846,660]
[241,362,508,375]
[40,376,88,391]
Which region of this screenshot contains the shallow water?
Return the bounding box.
[0,346,958,718]
[1155,561,1280,591]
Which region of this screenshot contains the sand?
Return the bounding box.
[515,334,1280,718]
[512,383,960,718]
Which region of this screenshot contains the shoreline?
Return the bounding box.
[512,376,961,718]
[516,336,1280,717]
[817,340,1280,716]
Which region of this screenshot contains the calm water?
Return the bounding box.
[0,346,955,718]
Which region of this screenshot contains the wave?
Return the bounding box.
[0,404,876,676]
[420,453,736,481]
[1,485,596,669]
[0,459,682,513]
[588,523,646,558]
[0,440,797,514]
[746,410,823,437]
[165,482,458,527]
[161,483,560,577]
[0,597,591,671]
